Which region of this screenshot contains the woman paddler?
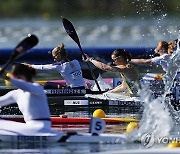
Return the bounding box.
[83,49,141,96]
[130,40,179,73]
[25,43,86,89]
[0,64,59,134]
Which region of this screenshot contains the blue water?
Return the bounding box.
[0,142,146,153]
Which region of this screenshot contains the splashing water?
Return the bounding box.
[127,40,180,142]
[127,87,173,142]
[163,39,180,124]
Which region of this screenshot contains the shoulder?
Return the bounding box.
[71,59,80,65]
[32,82,45,94]
[8,89,22,96]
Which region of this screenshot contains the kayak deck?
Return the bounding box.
[0,87,144,107]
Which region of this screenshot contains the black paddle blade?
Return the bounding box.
[0,34,38,74]
[82,69,100,80]
[13,34,38,59]
[62,17,81,47]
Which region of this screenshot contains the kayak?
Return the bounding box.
[0,86,144,107]
[1,73,173,107]
[0,73,179,108]
[0,115,140,124]
[0,117,127,143]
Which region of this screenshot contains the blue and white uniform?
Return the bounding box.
[151,54,169,72]
[32,60,85,88]
[0,78,53,132]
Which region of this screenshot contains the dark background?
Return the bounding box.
[0,0,179,18]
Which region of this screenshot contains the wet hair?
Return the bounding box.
[52,43,67,58]
[11,64,36,81]
[168,39,178,54]
[112,49,131,62]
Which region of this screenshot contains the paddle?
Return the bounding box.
[0,34,38,75]
[62,17,101,92]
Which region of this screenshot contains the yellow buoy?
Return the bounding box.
[167,142,180,148]
[5,73,12,86]
[93,109,106,118]
[126,122,139,133]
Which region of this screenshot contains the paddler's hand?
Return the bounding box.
[82,54,89,61]
[22,63,32,67]
[82,54,94,62]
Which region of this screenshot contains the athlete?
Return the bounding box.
[0,64,53,132]
[131,41,171,72]
[83,49,141,96]
[26,43,85,89]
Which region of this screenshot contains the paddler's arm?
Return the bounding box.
[90,59,117,72]
[82,54,119,72]
[0,90,17,106]
[22,63,56,71]
[130,58,152,65]
[9,78,42,94]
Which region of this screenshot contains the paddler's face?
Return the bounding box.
[111,55,124,65]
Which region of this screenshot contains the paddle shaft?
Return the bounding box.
[77,43,102,92]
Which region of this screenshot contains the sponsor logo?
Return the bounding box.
[89,101,103,105]
[17,136,47,142]
[44,89,86,95]
[64,100,89,105]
